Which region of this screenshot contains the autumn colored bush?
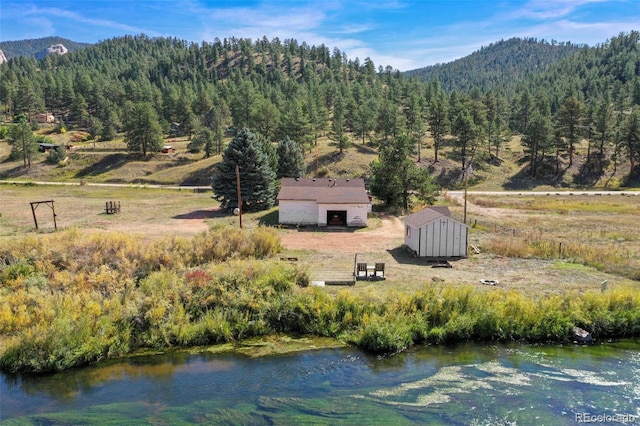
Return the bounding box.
[1,227,640,373]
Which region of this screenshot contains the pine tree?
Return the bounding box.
[211,128,277,212]
[123,102,163,156]
[8,118,37,168]
[522,110,554,177]
[188,127,214,156]
[557,96,584,167]
[622,106,640,172]
[277,136,306,178]
[427,82,449,162]
[370,135,439,210]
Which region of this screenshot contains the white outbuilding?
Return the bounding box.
[277,178,371,227]
[403,206,468,258]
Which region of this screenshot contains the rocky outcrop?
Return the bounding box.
[0,50,7,64]
[572,326,593,343]
[35,44,68,60]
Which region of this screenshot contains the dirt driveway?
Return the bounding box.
[279,214,405,254]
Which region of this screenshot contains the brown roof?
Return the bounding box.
[403,206,464,227]
[278,178,370,204]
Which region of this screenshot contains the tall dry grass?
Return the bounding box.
[1,226,640,373]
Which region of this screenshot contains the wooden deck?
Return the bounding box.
[310,270,356,286]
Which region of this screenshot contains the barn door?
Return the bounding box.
[327,210,347,226]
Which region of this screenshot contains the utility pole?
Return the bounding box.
[235,164,242,228]
[463,163,468,225]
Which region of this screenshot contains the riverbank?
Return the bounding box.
[1,226,640,373]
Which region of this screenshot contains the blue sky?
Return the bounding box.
[1,0,638,71]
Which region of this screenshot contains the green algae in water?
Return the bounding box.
[2,341,639,424]
[1,402,159,426]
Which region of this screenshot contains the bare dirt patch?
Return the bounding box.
[279,214,404,254]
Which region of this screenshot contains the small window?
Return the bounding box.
[406,225,411,237]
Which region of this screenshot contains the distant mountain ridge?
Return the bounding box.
[0,36,91,60]
[404,37,583,93]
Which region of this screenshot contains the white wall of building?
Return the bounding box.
[278,200,318,225]
[317,203,368,227]
[405,217,467,258]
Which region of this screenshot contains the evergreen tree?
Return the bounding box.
[277,136,306,178]
[278,97,310,147]
[14,80,43,121]
[211,128,276,212]
[87,116,103,146]
[205,97,230,155]
[8,118,37,168]
[405,92,426,161]
[591,97,613,159]
[230,80,257,130]
[188,127,214,156]
[329,95,350,153]
[69,93,90,128]
[354,98,376,145]
[253,97,280,141]
[522,110,554,177]
[556,96,584,167]
[427,82,449,162]
[451,108,478,168]
[621,106,640,172]
[370,135,439,210]
[259,134,278,174]
[176,97,196,139]
[123,102,163,156]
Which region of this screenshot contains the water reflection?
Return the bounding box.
[2,340,639,424]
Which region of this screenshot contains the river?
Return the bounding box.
[1,340,639,425]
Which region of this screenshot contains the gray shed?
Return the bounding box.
[403,206,468,258]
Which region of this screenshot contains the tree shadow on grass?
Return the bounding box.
[257,209,279,226]
[173,207,226,220]
[573,158,608,187]
[307,151,346,176]
[74,153,129,178]
[180,161,219,186]
[0,164,32,178]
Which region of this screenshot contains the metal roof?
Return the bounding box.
[277,178,370,204]
[403,206,466,228]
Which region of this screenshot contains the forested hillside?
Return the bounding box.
[1,31,640,198]
[0,37,91,60]
[404,37,582,94]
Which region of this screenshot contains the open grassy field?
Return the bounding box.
[1,183,638,298]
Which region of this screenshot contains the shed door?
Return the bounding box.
[327,210,347,226]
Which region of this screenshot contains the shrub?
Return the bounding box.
[2,227,640,373]
[355,313,414,353]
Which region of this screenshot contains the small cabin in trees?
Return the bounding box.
[403,206,468,258]
[277,178,371,227]
[37,142,72,153]
[35,112,55,124]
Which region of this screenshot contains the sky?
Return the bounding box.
[0,0,638,71]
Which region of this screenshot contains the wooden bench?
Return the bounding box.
[105,201,121,214]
